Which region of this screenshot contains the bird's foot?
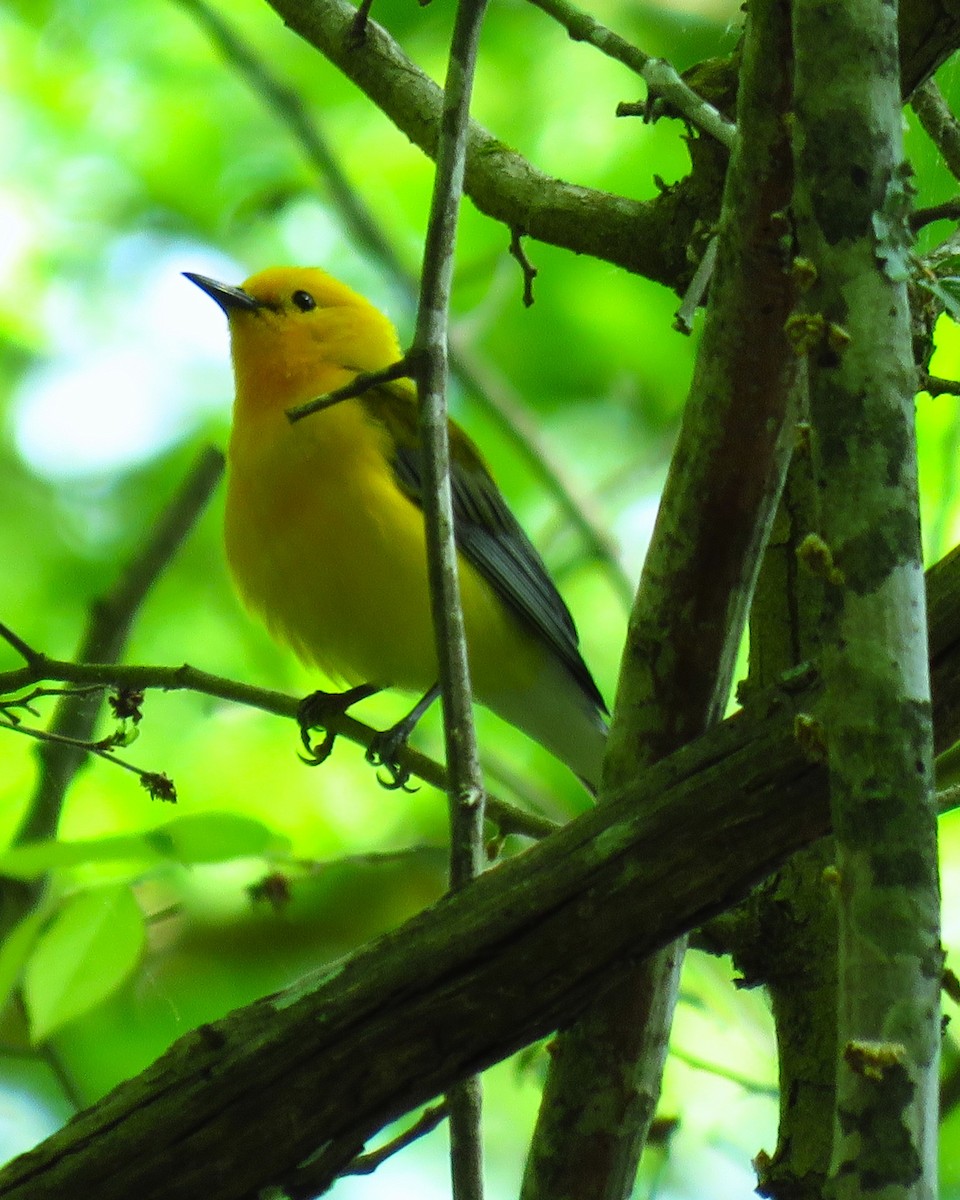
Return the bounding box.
[297,683,381,766]
[364,684,441,792]
[365,720,418,793]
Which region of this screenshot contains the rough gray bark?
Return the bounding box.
[4,522,960,1200]
[520,0,799,1194]
[0,674,834,1200]
[744,447,842,1200]
[792,0,941,1194]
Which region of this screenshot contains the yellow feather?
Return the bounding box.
[188,265,607,787]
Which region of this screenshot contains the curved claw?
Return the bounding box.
[298,728,335,767]
[365,734,418,793]
[296,684,381,767]
[360,683,439,791]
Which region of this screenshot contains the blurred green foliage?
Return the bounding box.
[2,0,960,1196]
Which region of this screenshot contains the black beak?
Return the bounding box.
[183,272,261,315]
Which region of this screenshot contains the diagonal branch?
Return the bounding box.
[2,536,960,1200]
[0,649,552,841]
[521,0,799,1192]
[525,0,735,147]
[14,446,224,847]
[409,0,492,1187]
[264,0,720,286]
[0,670,834,1200]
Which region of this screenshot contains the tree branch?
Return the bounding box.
[3,535,960,1199]
[264,0,721,286]
[911,78,960,181]
[521,0,798,1191]
[0,651,552,842]
[792,0,940,1191]
[524,0,735,147]
[409,0,491,1186]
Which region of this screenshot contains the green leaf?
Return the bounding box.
[0,813,288,880]
[142,812,288,864]
[23,884,146,1043]
[0,835,159,880]
[0,905,49,1016]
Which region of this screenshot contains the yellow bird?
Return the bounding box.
[186,266,607,789]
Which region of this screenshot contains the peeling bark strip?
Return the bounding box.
[791,1,941,1197]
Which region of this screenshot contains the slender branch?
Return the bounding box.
[285,1104,449,1195]
[172,0,409,282]
[0,717,175,797]
[910,199,960,232]
[411,0,489,882]
[669,1046,779,1098]
[178,0,631,602]
[263,0,703,286]
[344,1104,449,1175]
[14,445,224,846]
[447,336,633,606]
[285,359,412,423]
[911,78,960,182]
[508,229,538,308]
[673,235,718,334]
[411,0,491,1188]
[524,0,736,148]
[0,625,39,664]
[522,0,799,1193]
[921,373,960,397]
[0,653,553,841]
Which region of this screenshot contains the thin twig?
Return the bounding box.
[348,0,375,46]
[0,717,176,801]
[344,1104,449,1175]
[921,373,960,397]
[525,0,736,148]
[508,229,538,307]
[411,0,492,1188]
[178,0,631,606]
[0,685,103,725]
[674,236,718,334]
[670,1045,778,1097]
[174,0,409,280]
[0,651,556,841]
[15,445,224,846]
[912,79,960,182]
[412,0,489,878]
[0,624,41,664]
[449,337,633,607]
[910,200,960,232]
[286,358,412,424]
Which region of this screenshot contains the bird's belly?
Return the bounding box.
[225,447,540,699]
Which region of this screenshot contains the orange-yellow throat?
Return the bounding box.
[187,265,608,787]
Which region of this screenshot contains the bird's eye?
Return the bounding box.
[291,290,317,312]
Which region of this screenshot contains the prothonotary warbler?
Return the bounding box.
[185,266,608,789]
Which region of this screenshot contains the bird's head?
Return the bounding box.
[185,266,402,409]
